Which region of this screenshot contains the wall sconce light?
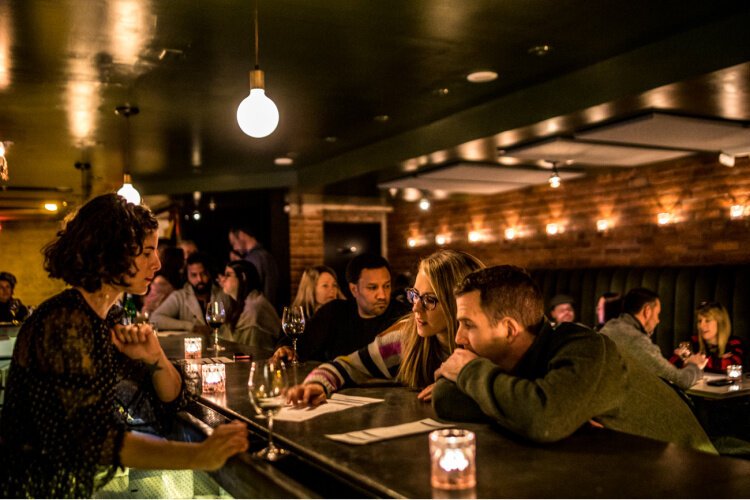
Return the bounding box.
[407,236,427,248]
[435,234,451,246]
[719,152,736,167]
[0,141,8,181]
[730,204,746,220]
[546,223,561,235]
[468,230,483,243]
[596,219,610,232]
[407,237,418,248]
[419,197,431,211]
[504,227,517,240]
[657,212,673,225]
[236,0,279,138]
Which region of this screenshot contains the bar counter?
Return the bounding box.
[160,334,750,498]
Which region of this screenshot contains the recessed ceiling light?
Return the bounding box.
[466,71,498,83]
[274,157,294,166]
[374,114,390,122]
[528,44,552,56]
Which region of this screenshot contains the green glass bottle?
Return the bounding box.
[123,293,138,325]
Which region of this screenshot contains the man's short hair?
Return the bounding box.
[345,253,391,284]
[549,294,575,311]
[0,272,17,290]
[623,288,659,316]
[455,265,545,333]
[230,224,257,239]
[186,251,212,272]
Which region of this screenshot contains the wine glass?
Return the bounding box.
[678,341,692,361]
[205,300,226,352]
[281,306,305,365]
[247,359,289,461]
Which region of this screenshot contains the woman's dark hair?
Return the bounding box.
[43,194,158,292]
[226,260,262,329]
[158,246,185,289]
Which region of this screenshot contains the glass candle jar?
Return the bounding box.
[184,337,202,359]
[726,364,743,382]
[202,363,226,393]
[429,428,476,490]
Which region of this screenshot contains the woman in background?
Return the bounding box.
[287,249,484,406]
[669,301,745,373]
[221,259,281,351]
[291,265,345,320]
[0,194,247,498]
[595,291,623,331]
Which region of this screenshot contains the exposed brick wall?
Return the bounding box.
[387,155,750,276]
[287,204,389,298]
[0,220,66,306]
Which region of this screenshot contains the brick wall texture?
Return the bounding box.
[386,155,750,276]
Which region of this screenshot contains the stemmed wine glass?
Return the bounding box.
[247,359,289,461]
[678,341,692,361]
[205,300,226,352]
[281,306,305,365]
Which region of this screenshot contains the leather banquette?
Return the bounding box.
[530,265,750,359]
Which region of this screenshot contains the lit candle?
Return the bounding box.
[184,337,202,359]
[202,363,226,393]
[726,364,743,382]
[429,429,476,491]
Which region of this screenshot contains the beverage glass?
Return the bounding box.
[678,341,692,361]
[727,364,743,382]
[248,360,289,461]
[281,306,305,365]
[205,300,226,352]
[429,429,476,490]
[184,337,203,359]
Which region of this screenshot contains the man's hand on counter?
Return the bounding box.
[195,420,249,471]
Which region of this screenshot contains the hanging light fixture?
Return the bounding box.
[548,161,561,189]
[115,105,141,205]
[0,141,9,181]
[236,0,279,138]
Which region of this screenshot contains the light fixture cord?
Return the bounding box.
[123,113,131,176]
[254,0,260,69]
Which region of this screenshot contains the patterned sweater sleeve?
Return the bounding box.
[304,327,405,396]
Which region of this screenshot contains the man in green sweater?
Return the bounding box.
[432,265,716,454]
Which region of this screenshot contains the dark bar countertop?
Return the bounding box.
[160,333,750,498]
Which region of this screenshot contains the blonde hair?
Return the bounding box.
[292,265,344,319]
[396,250,485,388]
[696,302,732,356]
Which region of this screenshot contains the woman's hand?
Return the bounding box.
[287,383,327,407]
[271,346,297,364]
[417,383,435,402]
[194,421,249,471]
[112,323,163,364]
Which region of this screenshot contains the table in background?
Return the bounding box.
[157,334,750,498]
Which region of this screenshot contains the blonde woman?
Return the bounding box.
[670,301,745,373]
[287,249,484,406]
[291,265,345,320]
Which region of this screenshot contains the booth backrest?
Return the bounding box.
[530,265,750,357]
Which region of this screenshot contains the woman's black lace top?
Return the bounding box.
[0,289,187,498]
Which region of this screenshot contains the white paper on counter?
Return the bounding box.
[274,393,383,422]
[325,418,454,444]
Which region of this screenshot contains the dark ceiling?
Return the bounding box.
[1,0,750,218]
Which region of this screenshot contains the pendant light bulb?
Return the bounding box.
[118,174,141,205]
[237,69,279,138]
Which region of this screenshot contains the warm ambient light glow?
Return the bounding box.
[730,204,746,219]
[43,203,59,212]
[468,231,482,243]
[657,212,672,225]
[549,171,561,188]
[546,223,561,235]
[117,174,141,204]
[504,228,517,240]
[596,219,610,232]
[435,234,450,246]
[418,198,431,211]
